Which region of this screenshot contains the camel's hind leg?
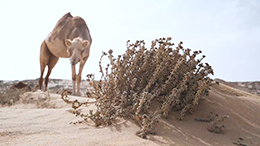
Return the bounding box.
[39,63,46,90]
[39,41,59,91]
[39,41,48,90]
[44,56,59,91]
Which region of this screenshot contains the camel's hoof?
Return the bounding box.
[71,93,81,97]
[72,93,78,96]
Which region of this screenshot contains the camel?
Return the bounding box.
[39,12,92,95]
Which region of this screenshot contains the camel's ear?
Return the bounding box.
[82,40,90,48]
[65,39,72,47]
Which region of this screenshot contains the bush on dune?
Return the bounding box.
[71,37,214,138]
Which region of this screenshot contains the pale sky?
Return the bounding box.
[0,0,259,82]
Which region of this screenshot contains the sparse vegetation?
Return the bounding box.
[207,114,229,134]
[20,92,56,109]
[36,95,56,109]
[63,37,214,138]
[0,83,56,108]
[195,111,218,122]
[0,87,27,106]
[0,81,35,106]
[61,89,89,109]
[195,112,229,133]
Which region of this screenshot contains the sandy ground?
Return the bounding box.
[1,83,260,146]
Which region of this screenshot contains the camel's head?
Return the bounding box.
[65,37,90,65]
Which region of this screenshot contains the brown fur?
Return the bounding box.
[39,12,92,95]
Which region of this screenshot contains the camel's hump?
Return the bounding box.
[72,16,87,27]
[60,12,73,21]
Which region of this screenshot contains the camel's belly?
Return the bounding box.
[45,39,69,58]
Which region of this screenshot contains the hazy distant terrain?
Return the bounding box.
[0,79,91,96]
[215,79,260,96]
[1,78,259,96]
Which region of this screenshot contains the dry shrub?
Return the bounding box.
[0,81,34,106]
[0,87,27,106]
[36,96,56,109]
[195,112,229,134]
[0,85,55,108]
[84,37,213,138]
[21,92,56,109]
[207,114,229,134]
[61,89,88,109]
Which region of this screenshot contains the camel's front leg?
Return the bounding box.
[71,65,76,95]
[76,60,87,96]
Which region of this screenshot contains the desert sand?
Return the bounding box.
[0,80,260,146]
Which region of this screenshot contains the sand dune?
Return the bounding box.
[0,80,260,146]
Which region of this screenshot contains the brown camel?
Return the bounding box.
[39,12,92,95]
